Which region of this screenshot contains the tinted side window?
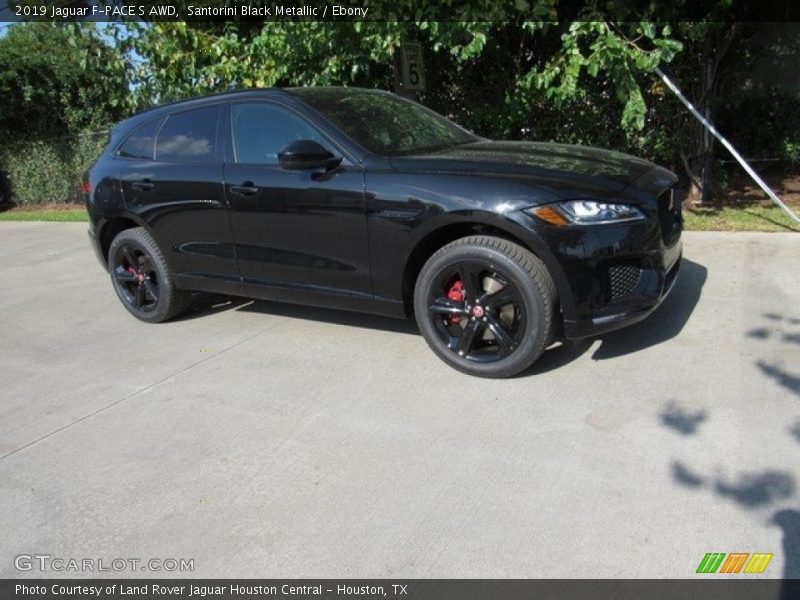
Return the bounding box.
[291,89,477,155]
[156,106,220,162]
[117,118,160,159]
[232,104,327,165]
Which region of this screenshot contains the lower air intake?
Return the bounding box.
[608,264,642,301]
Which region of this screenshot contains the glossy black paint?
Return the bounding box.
[86,87,682,338]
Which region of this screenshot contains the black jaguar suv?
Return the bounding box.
[85,87,682,378]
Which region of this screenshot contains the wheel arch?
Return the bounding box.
[401,217,567,320]
[97,214,153,265]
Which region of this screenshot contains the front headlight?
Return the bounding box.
[526,201,646,226]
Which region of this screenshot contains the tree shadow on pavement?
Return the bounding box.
[671,459,798,581]
[758,361,800,398]
[772,510,800,580]
[790,422,800,444]
[590,258,707,361]
[665,393,800,582]
[660,401,708,435]
[672,461,705,488]
[671,461,796,509]
[714,471,796,509]
[747,314,800,398]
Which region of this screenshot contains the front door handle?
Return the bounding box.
[131,179,154,191]
[229,182,259,196]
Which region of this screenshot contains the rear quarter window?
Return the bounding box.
[116,118,161,159]
[155,106,220,162]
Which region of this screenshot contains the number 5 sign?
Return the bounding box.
[400,43,426,91]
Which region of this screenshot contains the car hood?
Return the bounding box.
[387,140,676,200]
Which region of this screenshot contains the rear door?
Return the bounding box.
[119,104,241,292]
[222,101,371,303]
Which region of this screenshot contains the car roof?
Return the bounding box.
[116,88,284,130]
[126,87,386,119]
[111,86,390,140]
[109,87,391,162]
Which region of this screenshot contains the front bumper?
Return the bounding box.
[508,192,683,340]
[562,245,681,338]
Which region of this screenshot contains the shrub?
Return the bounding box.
[3,132,106,205]
[4,141,70,205]
[68,132,108,196]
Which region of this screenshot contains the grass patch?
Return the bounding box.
[0,206,88,222]
[683,204,800,233]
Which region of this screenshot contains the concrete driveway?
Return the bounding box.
[0,222,798,579]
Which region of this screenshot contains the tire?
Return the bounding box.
[108,227,191,323]
[413,235,556,378]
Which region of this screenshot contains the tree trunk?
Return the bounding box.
[700,58,714,205]
[683,24,738,205]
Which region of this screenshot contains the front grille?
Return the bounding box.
[607,264,642,301]
[657,187,682,245]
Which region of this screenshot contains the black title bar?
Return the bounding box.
[2,0,800,22]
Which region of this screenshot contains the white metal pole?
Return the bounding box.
[655,67,800,227]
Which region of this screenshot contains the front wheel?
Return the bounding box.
[413,235,556,378]
[108,227,191,323]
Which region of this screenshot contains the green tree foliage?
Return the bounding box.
[2,10,796,205]
[0,22,129,140]
[116,15,796,201]
[0,23,128,204]
[115,17,682,146]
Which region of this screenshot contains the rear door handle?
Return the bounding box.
[229,183,259,196]
[131,180,154,191]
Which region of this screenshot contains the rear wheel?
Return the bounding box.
[108,227,191,323]
[414,235,556,378]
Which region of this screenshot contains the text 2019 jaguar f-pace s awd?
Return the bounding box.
[85,87,682,378]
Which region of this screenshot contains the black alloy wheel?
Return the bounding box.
[428,261,526,362]
[113,244,160,314]
[414,235,556,378]
[108,227,191,323]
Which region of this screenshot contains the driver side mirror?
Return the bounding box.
[278,140,341,171]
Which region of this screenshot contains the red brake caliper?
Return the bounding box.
[447,280,464,325]
[128,265,144,283]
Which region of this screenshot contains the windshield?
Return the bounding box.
[288,88,479,156]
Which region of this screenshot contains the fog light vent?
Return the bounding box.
[608,264,642,300]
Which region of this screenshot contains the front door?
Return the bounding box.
[223,102,371,304]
